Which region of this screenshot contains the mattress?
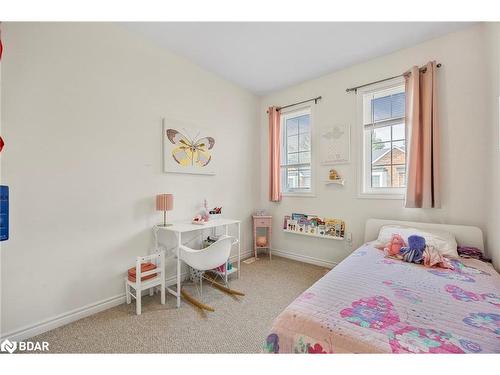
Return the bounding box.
[265,242,500,353]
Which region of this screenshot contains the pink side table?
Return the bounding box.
[253,215,272,259]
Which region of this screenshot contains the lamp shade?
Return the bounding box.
[156,194,173,211]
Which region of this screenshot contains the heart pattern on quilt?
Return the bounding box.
[340,296,400,330]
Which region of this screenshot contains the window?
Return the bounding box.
[359,80,406,198]
[281,107,313,195]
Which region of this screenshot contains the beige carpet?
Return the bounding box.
[29,256,329,353]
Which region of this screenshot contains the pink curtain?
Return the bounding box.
[404,61,441,208]
[268,106,282,202]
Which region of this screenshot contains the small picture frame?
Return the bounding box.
[320,124,351,165]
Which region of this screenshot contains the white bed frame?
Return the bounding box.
[364,219,484,251]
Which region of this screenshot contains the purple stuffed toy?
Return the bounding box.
[399,235,426,264]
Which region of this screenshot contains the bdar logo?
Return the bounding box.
[1,339,17,353]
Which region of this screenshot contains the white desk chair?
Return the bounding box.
[125,251,165,315]
[180,235,234,293]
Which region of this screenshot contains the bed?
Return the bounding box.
[265,219,500,353]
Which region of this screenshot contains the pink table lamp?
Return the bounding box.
[156,194,173,227]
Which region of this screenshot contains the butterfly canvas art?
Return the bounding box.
[163,119,217,175]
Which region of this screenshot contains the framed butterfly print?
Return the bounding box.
[162,118,217,175]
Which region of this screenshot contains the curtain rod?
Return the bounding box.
[346,63,442,93]
[267,96,322,113]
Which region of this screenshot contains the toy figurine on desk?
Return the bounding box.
[209,207,222,215]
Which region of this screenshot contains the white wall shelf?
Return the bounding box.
[283,229,344,241]
[324,179,345,186]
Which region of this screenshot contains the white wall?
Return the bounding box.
[259,24,494,267]
[485,23,500,270]
[0,23,259,337]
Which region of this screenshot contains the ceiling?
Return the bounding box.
[124,22,473,95]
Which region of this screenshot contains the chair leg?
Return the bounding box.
[160,282,166,305]
[136,289,142,315]
[125,281,131,304]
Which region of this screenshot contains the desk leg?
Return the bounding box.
[176,233,181,308]
[225,225,229,284]
[237,222,241,279]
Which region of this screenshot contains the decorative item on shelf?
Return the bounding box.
[254,209,267,216]
[325,169,345,186]
[287,219,297,231]
[283,213,345,240]
[156,193,174,227]
[329,169,339,180]
[283,215,291,229]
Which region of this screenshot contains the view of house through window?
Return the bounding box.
[280,107,312,194]
[361,82,406,196]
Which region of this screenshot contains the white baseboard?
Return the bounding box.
[1,293,127,342]
[1,250,253,342]
[271,248,337,269]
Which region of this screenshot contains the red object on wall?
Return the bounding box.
[0,137,4,153]
[0,31,3,60]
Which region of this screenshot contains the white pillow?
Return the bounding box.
[376,225,459,258]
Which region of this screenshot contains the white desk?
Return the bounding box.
[153,218,241,308]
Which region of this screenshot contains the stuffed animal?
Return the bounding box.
[399,235,426,264]
[384,234,406,256]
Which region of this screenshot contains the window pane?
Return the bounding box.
[372,96,391,122]
[392,92,405,118]
[286,118,299,136]
[287,134,298,153]
[392,140,406,165]
[392,123,405,141]
[286,167,298,189]
[372,141,391,164]
[287,152,298,164]
[298,167,311,189]
[393,164,406,188]
[372,166,391,188]
[298,133,310,152]
[298,115,310,134]
[299,151,310,164]
[372,126,391,143]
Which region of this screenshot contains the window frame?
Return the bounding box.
[280,105,315,197]
[357,77,407,200]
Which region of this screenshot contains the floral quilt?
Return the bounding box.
[265,243,500,353]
